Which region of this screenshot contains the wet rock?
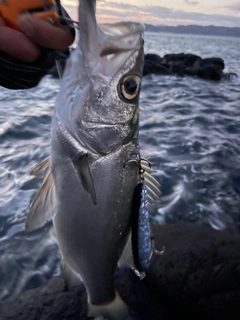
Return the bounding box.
[146,224,240,320]
[0,268,166,320]
[1,224,240,320]
[162,53,201,67]
[195,64,223,81]
[143,61,172,76]
[193,57,225,70]
[47,50,236,81]
[143,53,172,76]
[144,53,163,65]
[143,53,237,81]
[48,51,235,81]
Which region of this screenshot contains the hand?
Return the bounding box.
[0,15,74,62]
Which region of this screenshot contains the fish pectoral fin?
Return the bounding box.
[72,154,97,205]
[25,171,57,232]
[30,156,51,178]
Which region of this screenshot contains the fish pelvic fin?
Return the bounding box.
[117,233,134,269]
[62,260,82,290]
[72,154,97,205]
[117,233,146,280]
[25,169,57,232]
[88,291,129,320]
[30,156,51,178]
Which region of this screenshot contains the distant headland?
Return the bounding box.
[145,24,240,38]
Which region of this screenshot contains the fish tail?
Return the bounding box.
[88,291,129,320]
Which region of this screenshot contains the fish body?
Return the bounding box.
[26,0,145,318]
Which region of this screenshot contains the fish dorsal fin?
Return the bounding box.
[25,170,57,232]
[30,156,51,178]
[72,154,97,205]
[142,167,161,205]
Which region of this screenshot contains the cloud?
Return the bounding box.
[184,0,199,6]
[62,0,240,27]
[222,2,240,12]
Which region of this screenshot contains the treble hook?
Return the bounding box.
[124,156,152,177]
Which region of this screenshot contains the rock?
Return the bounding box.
[143,52,237,81]
[193,57,225,70]
[48,51,236,81]
[1,224,240,320]
[162,53,201,67]
[143,54,172,76]
[195,64,223,81]
[146,224,240,320]
[0,277,88,320]
[0,268,166,320]
[143,61,172,76]
[145,53,163,65]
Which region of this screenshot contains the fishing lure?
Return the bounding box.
[131,181,153,272]
[127,157,164,275]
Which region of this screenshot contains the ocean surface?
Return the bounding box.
[0,31,240,300]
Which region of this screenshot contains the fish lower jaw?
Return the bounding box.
[88,291,129,320]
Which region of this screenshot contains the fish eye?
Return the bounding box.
[121,75,141,100]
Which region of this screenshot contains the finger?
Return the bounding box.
[17,15,74,50]
[0,26,40,62]
[0,17,5,27]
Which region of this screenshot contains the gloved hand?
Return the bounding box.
[0,14,74,62]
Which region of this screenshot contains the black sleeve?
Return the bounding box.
[0,7,73,90]
[0,49,68,90]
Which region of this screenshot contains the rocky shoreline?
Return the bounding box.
[1,223,240,320]
[143,53,237,81]
[49,52,237,81]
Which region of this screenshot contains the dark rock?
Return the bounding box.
[194,64,223,81]
[0,277,88,320]
[143,54,172,76]
[143,61,172,76]
[144,53,162,65]
[162,53,201,67]
[1,224,240,320]
[170,63,189,76]
[193,57,225,70]
[0,266,166,320]
[48,51,236,81]
[146,224,240,320]
[142,52,236,81]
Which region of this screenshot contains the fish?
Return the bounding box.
[25,0,161,319]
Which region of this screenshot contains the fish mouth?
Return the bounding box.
[99,22,145,57]
[78,0,144,76]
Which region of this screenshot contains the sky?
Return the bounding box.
[62,0,240,27]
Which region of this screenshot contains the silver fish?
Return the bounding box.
[25,0,145,319]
